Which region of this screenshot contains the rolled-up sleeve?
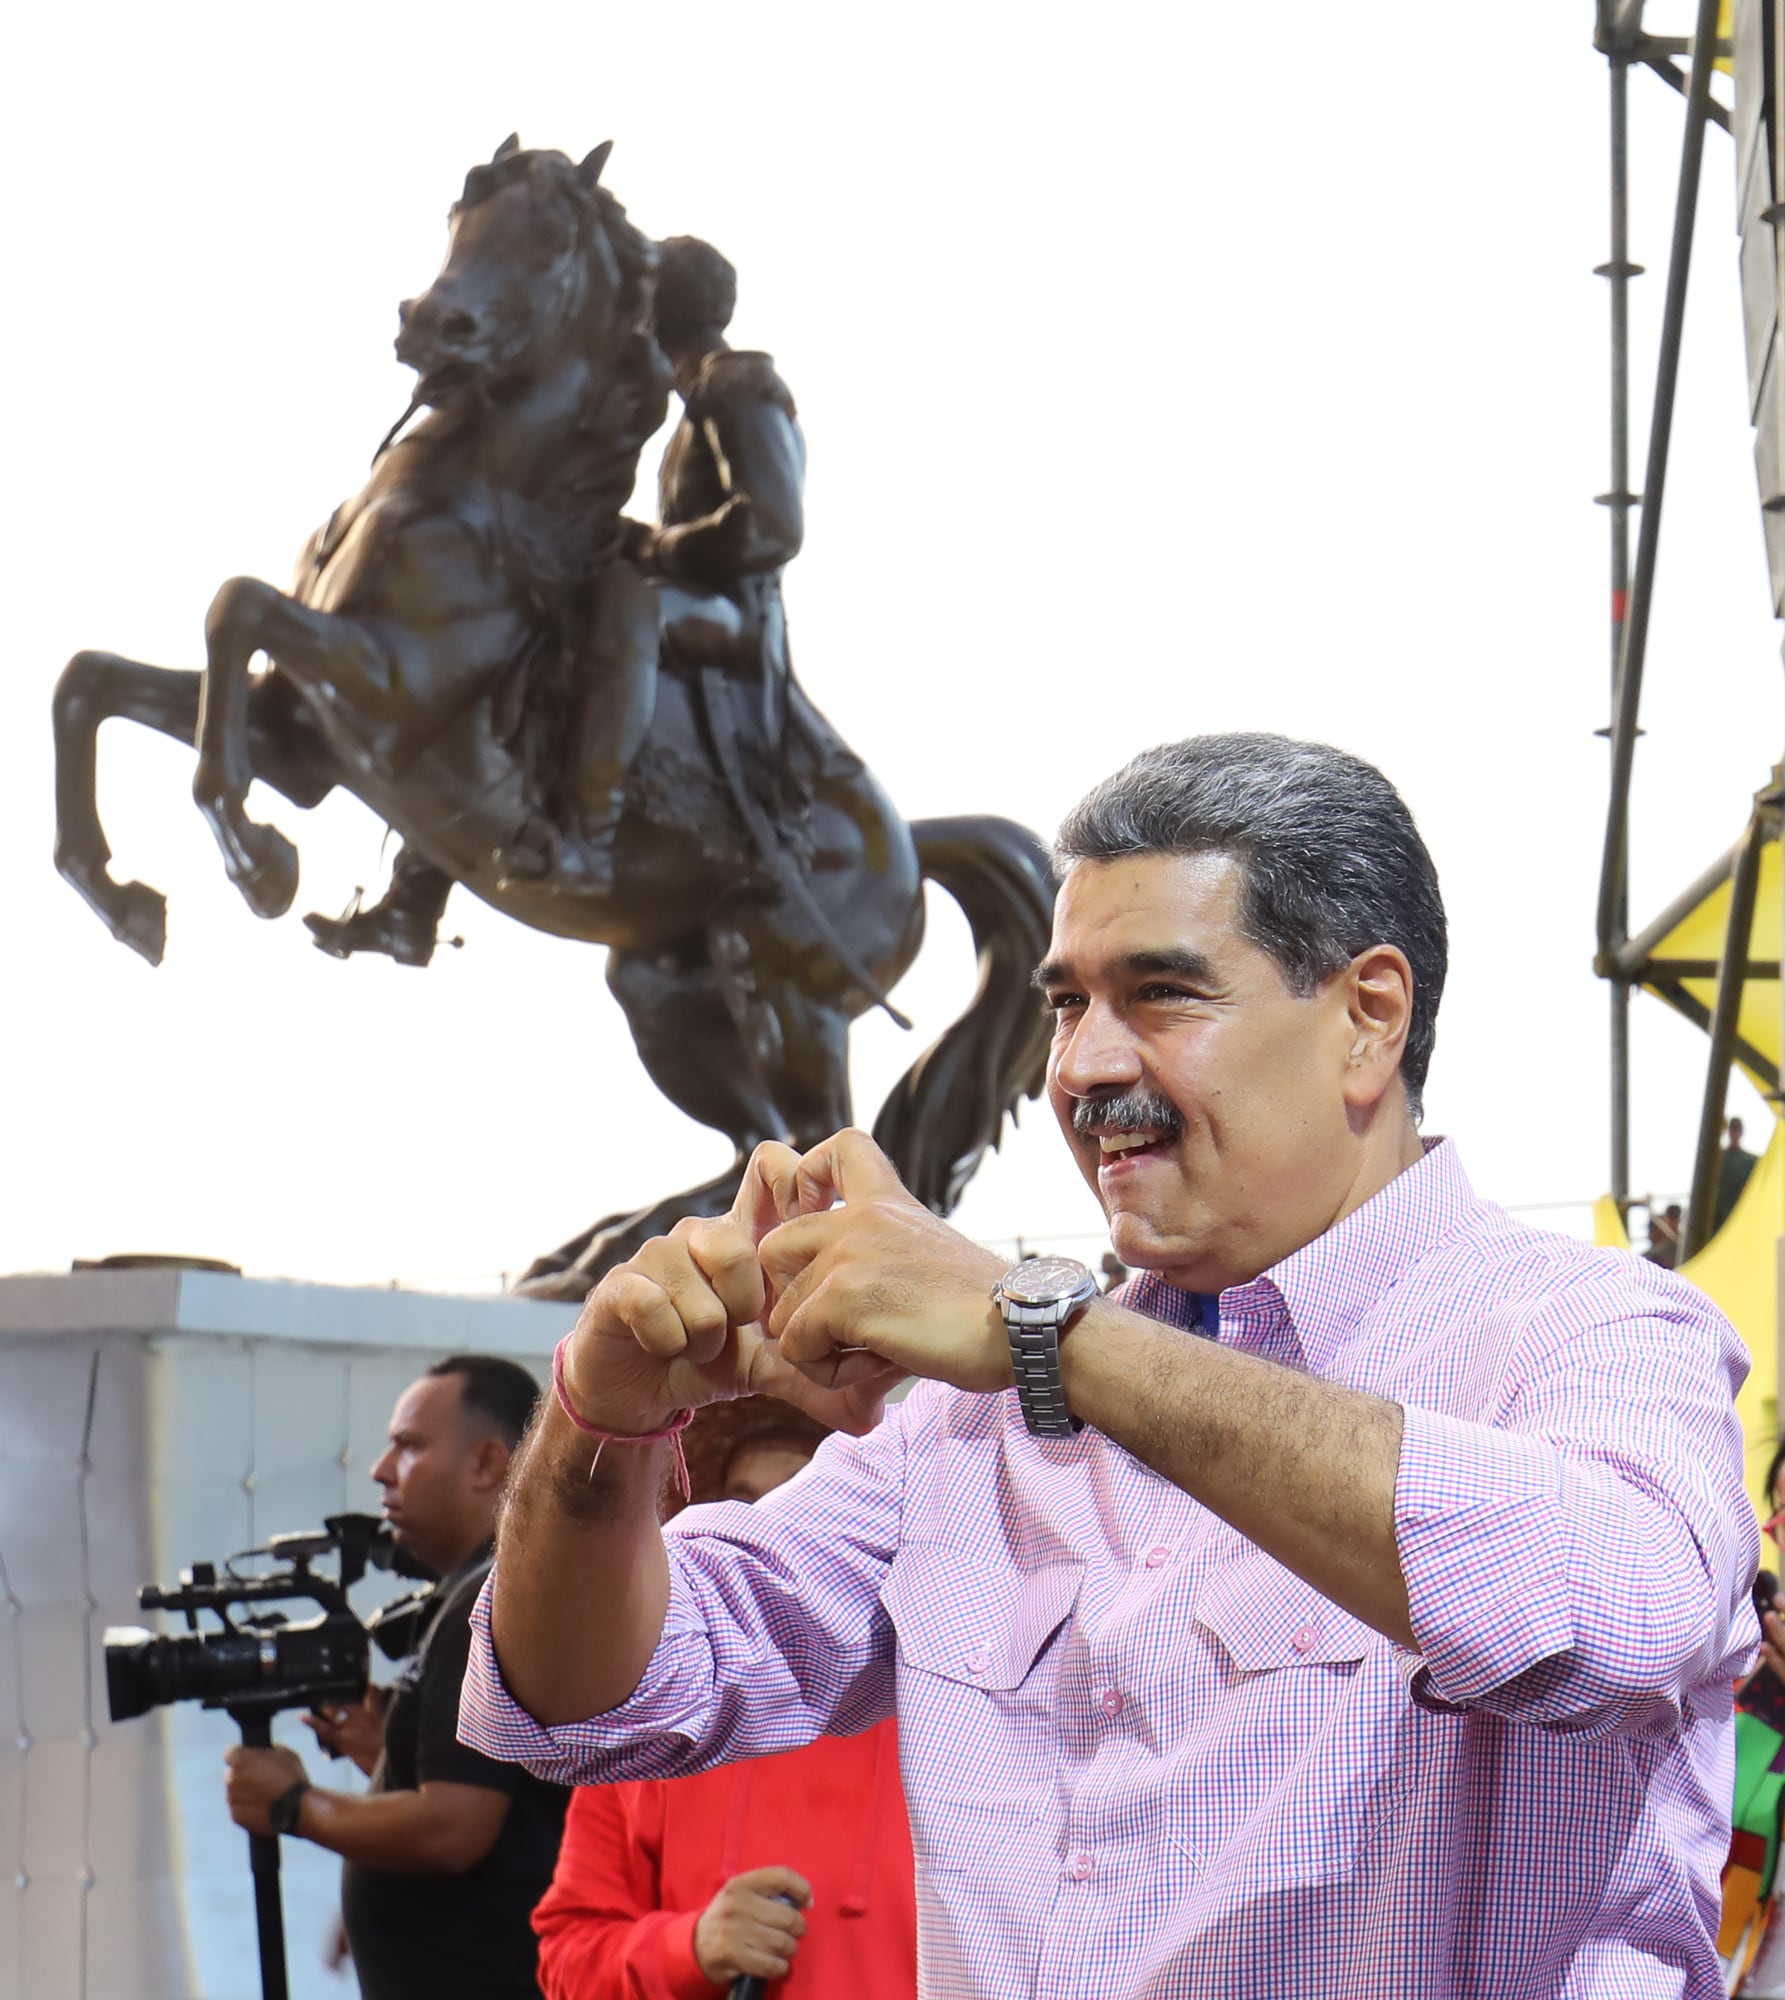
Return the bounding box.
[1395,1293,1759,1735]
[459,1386,914,1785]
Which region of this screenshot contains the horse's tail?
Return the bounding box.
[872,815,1057,1215]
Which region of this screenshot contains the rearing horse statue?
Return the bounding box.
[51,140,1054,1297]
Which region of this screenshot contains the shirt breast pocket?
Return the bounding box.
[880,1542,1082,1827]
[1193,1557,1376,1674]
[1183,1556,1398,1891]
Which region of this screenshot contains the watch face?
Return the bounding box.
[1002,1256,1095,1307]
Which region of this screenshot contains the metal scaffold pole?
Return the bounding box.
[1601,47,1640,1207]
[1596,0,1724,1213]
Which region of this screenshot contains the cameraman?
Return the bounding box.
[226,1354,567,2000]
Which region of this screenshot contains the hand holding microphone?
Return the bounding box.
[690,1866,810,1994]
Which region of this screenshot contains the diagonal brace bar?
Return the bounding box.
[1681,800,1768,1259]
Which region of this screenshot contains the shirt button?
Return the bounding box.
[1143,1545,1172,1569]
[1067,1851,1095,1881]
[1099,1688,1125,1718]
[1291,1623,1320,1653]
[965,1648,992,1677]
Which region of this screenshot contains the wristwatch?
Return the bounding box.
[993,1256,1099,1437]
[267,1777,311,1837]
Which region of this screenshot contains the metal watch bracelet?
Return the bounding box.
[1004,1305,1085,1436]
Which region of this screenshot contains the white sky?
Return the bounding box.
[3,2,1779,1290]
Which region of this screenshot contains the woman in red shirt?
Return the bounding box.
[532,1398,916,1999]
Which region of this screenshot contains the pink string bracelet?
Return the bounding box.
[551,1335,694,1499]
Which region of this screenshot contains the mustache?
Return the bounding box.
[1069,1088,1185,1140]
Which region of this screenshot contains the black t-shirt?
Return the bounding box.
[340,1549,569,2000]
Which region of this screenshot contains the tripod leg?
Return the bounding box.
[237,1713,291,2000]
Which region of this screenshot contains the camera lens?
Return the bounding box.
[103,1616,366,1721]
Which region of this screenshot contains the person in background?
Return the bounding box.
[225,1354,566,2000]
[1098,1250,1128,1291]
[1646,1202,1683,1271]
[1718,1117,1761,1233]
[531,1396,914,1999]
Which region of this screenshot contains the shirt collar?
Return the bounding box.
[1121,1139,1479,1374]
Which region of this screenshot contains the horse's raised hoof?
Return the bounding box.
[233,826,300,921]
[110,881,168,966]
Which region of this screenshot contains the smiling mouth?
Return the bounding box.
[1072,1086,1183,1161]
[1096,1130,1170,1160]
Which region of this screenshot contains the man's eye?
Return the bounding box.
[1043,993,1084,1014]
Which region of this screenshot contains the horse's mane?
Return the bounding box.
[455,141,657,311]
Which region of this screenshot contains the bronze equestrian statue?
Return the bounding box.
[306,230,815,960]
[50,139,1054,1297]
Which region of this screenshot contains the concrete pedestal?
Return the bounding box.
[0,1269,577,2000]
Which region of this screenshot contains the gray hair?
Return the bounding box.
[1055,735,1447,1121]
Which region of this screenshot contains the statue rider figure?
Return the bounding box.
[305,235,805,964]
[631,235,806,801]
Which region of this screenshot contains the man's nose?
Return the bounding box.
[1051,1003,1144,1097]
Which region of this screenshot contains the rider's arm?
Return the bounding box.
[653,398,804,581]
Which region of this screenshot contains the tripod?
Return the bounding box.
[230,1707,291,2000]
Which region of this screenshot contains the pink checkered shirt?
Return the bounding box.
[462,1141,1759,1997]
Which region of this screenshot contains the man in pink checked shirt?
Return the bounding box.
[462,733,1758,1999]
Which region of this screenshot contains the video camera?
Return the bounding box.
[104,1511,433,1725]
[105,1515,438,2000]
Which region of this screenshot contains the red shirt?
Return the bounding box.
[532,1720,914,2000]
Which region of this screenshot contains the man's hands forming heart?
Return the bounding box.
[559,1129,1012,1440]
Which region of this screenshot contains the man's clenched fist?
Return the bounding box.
[557,1141,903,1441]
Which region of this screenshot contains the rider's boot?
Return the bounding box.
[303,852,454,966]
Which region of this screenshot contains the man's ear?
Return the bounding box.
[466,1434,512,1496]
[1340,944,1414,1110]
